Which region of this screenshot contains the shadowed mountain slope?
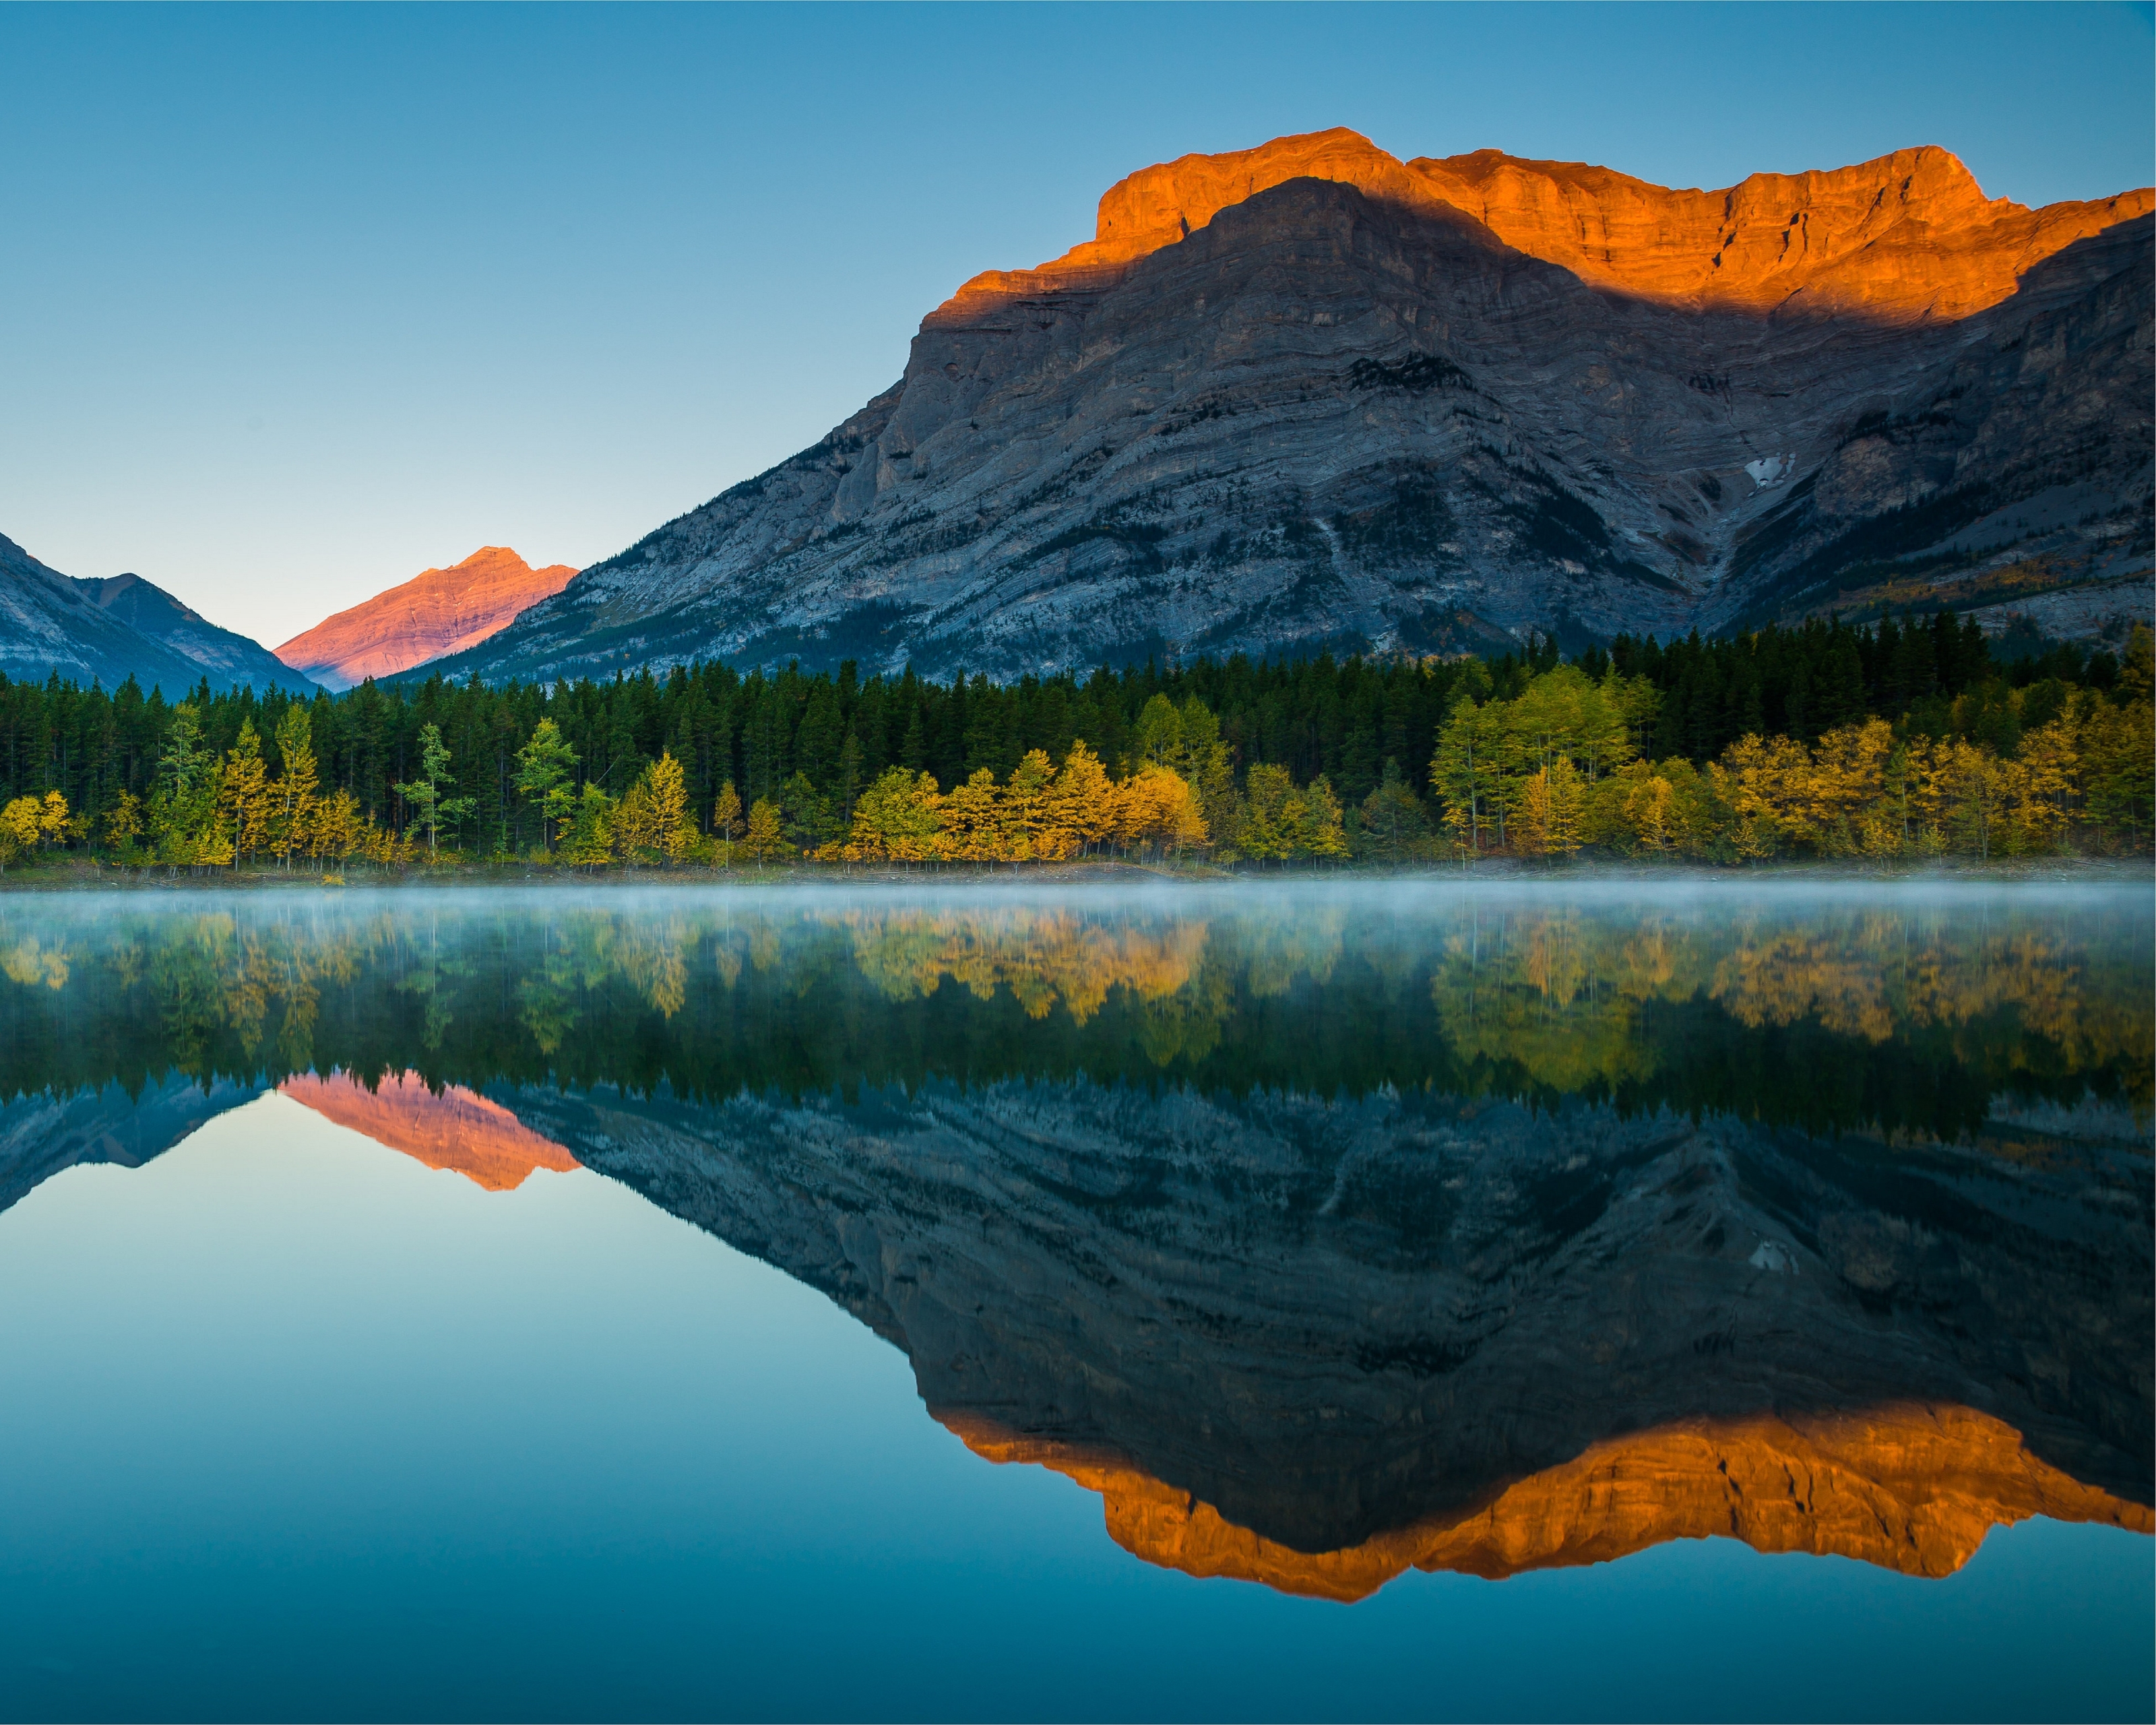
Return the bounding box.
[503,1075,2153,1588]
[434,131,2152,683]
[0,534,315,697]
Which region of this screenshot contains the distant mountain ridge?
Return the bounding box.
[276,546,577,691]
[0,531,316,697]
[429,129,2152,684]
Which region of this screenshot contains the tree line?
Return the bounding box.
[3,902,2143,1146]
[0,613,2146,869]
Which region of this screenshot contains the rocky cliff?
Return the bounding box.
[277,546,576,691]
[434,130,2153,683]
[498,1075,2153,1588]
[0,532,315,697]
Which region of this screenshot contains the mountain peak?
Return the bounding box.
[432,129,2152,685]
[942,131,2149,325]
[276,546,578,690]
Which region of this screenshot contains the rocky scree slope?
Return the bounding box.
[0,532,316,697]
[277,546,577,691]
[440,130,2153,683]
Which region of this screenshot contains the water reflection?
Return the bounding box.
[1,883,2148,1598]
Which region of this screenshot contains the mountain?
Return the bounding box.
[945,1403,2147,1598]
[275,546,577,691]
[0,1073,270,1217]
[499,1072,2153,1588]
[432,129,2153,684]
[279,1069,581,1190]
[0,532,315,697]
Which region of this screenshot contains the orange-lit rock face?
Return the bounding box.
[936,126,2153,325]
[275,547,577,691]
[280,1070,580,1191]
[942,1404,2154,1603]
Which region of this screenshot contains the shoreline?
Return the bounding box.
[0,856,2149,893]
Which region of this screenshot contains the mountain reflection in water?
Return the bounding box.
[1,883,2147,1600]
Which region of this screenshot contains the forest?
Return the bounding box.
[0,612,2147,870]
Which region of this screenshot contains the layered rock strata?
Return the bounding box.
[435,131,2153,683]
[278,546,576,691]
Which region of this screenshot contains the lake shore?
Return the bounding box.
[0,855,2148,892]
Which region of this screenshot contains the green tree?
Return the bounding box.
[395,723,475,860]
[561,782,617,869]
[1358,758,1430,862]
[149,703,231,868]
[514,718,579,851]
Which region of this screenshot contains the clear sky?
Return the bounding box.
[2,1,2150,650]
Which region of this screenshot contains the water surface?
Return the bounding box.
[0,879,2149,1721]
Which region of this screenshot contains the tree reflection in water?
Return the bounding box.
[0,883,2147,1595]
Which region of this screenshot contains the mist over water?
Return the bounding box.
[0,878,2148,1721]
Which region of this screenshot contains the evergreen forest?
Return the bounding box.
[0,613,2147,871]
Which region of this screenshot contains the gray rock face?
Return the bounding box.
[434,139,2153,684]
[509,1077,2153,1549]
[0,532,316,697]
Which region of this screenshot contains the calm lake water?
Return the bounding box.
[0,878,2149,1723]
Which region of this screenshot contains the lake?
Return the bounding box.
[0,877,2149,1722]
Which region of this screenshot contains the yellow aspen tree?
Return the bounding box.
[1003,749,1057,860]
[0,797,42,860]
[36,790,70,850]
[2010,722,2078,854]
[271,705,319,869]
[741,798,786,862]
[220,722,271,868]
[937,769,1005,861]
[1514,767,1553,856]
[712,781,744,844]
[1620,766,1677,853]
[1047,742,1115,855]
[646,753,694,861]
[1116,765,1207,858]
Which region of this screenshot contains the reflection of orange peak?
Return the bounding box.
[280,1070,579,1191]
[933,126,2154,326]
[274,547,577,691]
[939,1404,2152,1602]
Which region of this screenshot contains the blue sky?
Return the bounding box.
[2,2,2150,649]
